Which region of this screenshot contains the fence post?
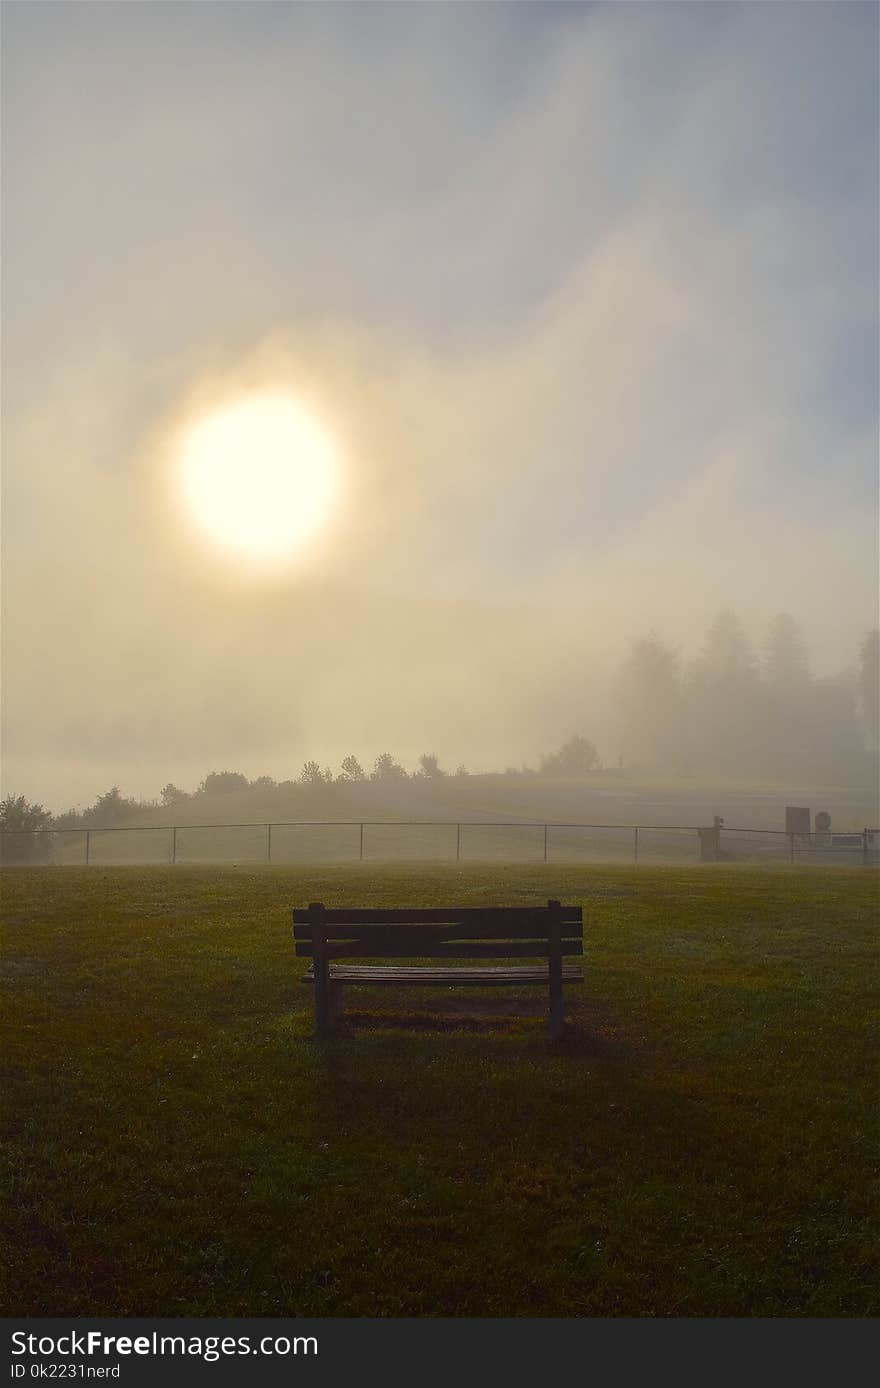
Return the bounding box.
[456,823,461,861]
[634,827,639,863]
[267,823,272,863]
[789,833,795,865]
[85,830,90,866]
[864,828,869,868]
[359,823,364,861]
[171,826,177,865]
[543,824,549,862]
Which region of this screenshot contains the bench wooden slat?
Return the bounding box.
[304,964,584,985]
[295,939,583,959]
[293,918,581,943]
[292,905,582,928]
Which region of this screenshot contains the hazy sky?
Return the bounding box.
[2,1,878,808]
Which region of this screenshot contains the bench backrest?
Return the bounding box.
[293,900,583,960]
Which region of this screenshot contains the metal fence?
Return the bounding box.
[1,821,877,867]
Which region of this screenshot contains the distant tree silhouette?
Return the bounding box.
[859,630,879,751]
[371,752,407,781]
[755,615,814,777]
[0,794,52,832]
[339,755,366,782]
[539,735,601,776]
[83,786,142,827]
[198,771,249,796]
[763,614,811,693]
[454,764,469,778]
[687,612,761,775]
[417,753,445,779]
[0,794,54,864]
[694,610,758,686]
[615,633,684,770]
[300,761,325,785]
[160,782,189,807]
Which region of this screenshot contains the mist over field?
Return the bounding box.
[2,2,877,814]
[3,5,880,1334]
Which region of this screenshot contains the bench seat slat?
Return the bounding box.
[304,964,584,985]
[292,906,582,929]
[295,940,583,959]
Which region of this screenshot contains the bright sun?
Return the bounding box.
[179,393,340,561]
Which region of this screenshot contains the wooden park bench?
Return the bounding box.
[293,899,583,1038]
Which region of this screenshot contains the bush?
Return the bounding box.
[539,735,601,777]
[0,794,52,832]
[197,772,249,797]
[0,795,54,864]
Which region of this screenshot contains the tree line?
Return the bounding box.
[615,613,877,782]
[0,738,601,833]
[1,612,876,834]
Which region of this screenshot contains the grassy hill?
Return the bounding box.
[129,772,879,834]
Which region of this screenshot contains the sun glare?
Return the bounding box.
[178,393,340,561]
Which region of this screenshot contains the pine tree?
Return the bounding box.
[858,630,879,750]
[616,633,684,770]
[763,613,811,692]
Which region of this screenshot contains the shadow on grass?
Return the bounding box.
[296,991,640,1063]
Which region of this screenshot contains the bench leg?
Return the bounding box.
[548,899,564,1039]
[314,977,343,1034]
[314,964,336,1036]
[314,978,331,1035]
[329,980,343,1025]
[310,907,336,1036]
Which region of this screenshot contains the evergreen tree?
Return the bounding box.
[858,630,879,751]
[763,613,811,692]
[695,610,757,686]
[616,633,684,770]
[687,612,762,776]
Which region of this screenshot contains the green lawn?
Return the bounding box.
[1,863,877,1317]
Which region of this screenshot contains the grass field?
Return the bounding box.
[1,862,877,1317]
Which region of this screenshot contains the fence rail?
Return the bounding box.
[1,821,877,867]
